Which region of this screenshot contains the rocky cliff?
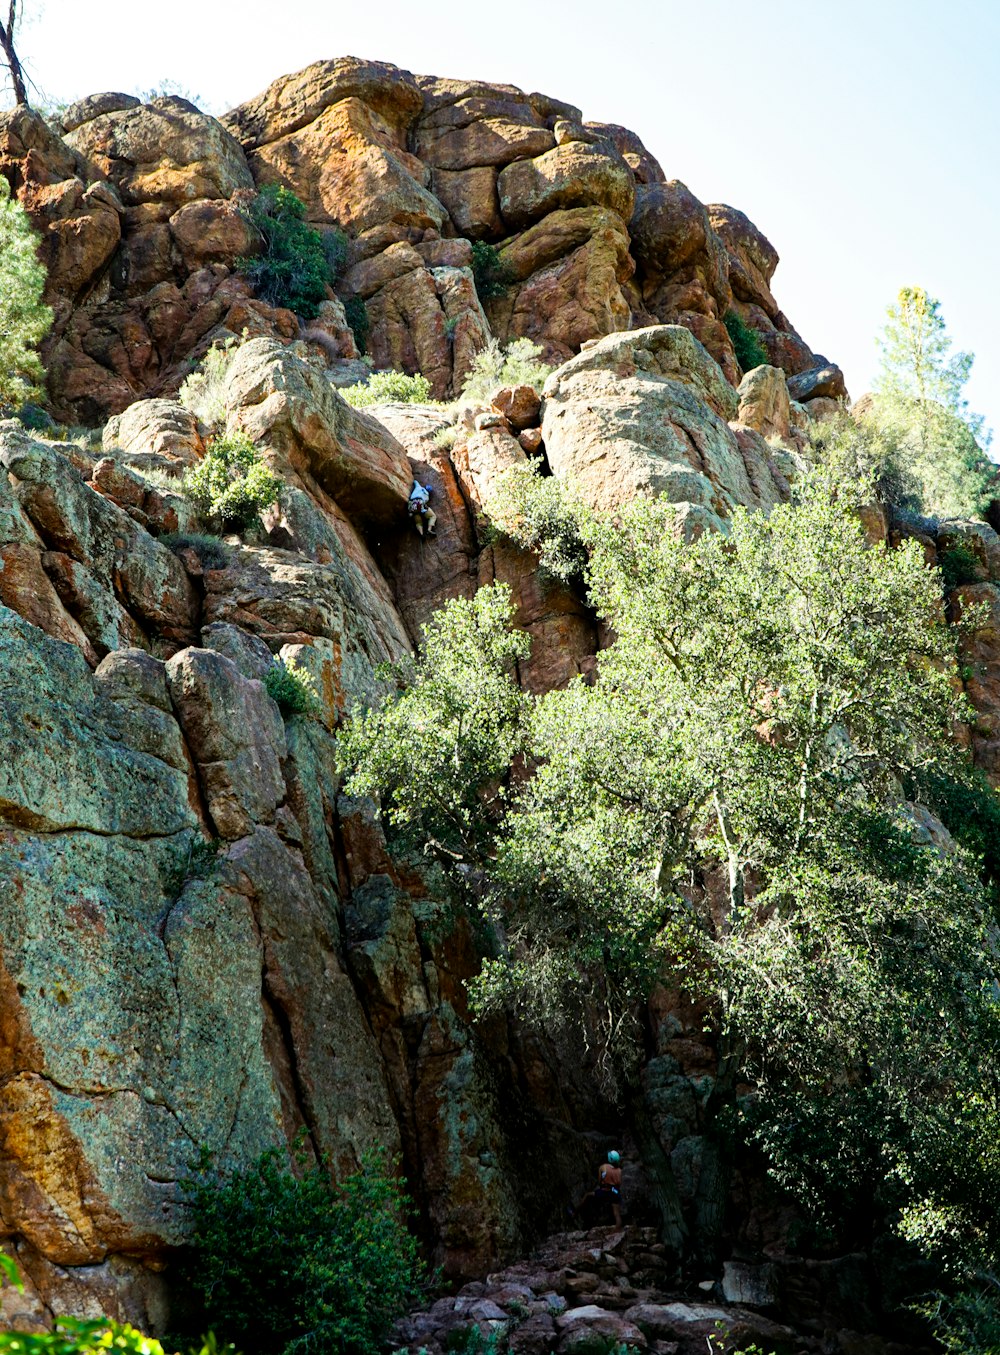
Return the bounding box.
[1,55,998,1338]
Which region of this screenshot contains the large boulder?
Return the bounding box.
[65,97,253,205]
[497,141,635,231]
[222,338,413,522]
[540,327,792,530]
[486,206,634,364]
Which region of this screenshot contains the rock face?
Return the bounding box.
[0,59,840,423]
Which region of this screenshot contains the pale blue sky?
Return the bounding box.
[9,0,1000,442]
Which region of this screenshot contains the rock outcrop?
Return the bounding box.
[1,58,840,423]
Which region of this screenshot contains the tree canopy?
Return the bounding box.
[339,469,1000,1282]
[868,286,993,518]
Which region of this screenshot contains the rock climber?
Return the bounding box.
[408,479,437,537]
[572,1149,623,1228]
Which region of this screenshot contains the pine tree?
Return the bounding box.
[870,287,993,517]
[0,176,52,410]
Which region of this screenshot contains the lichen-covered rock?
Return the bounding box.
[541,327,790,530]
[102,399,204,468]
[497,141,635,231]
[65,98,254,205]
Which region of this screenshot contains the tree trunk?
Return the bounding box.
[627,1083,688,1262]
[0,3,28,107]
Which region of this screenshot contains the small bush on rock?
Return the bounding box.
[723,310,768,373]
[162,533,233,570]
[460,338,552,404]
[487,462,588,586]
[0,177,53,411]
[181,434,281,535]
[939,543,981,589]
[264,658,319,717]
[470,241,513,301]
[237,185,337,320]
[184,1144,425,1355]
[179,336,244,430]
[341,370,433,407]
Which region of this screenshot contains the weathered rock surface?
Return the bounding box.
[0,59,836,422]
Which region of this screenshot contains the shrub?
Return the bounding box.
[939,543,981,589]
[162,533,233,570]
[470,241,513,301]
[723,310,768,373]
[434,425,459,451]
[487,462,588,585]
[184,1145,425,1355]
[809,412,922,511]
[343,296,370,355]
[341,370,433,407]
[179,337,243,430]
[237,185,336,320]
[181,435,281,535]
[460,338,553,404]
[264,658,319,717]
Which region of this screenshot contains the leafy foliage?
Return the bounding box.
[487,462,589,585]
[341,370,433,407]
[723,310,768,374]
[470,241,513,301]
[0,177,53,410]
[340,470,1000,1267]
[264,658,319,717]
[939,543,981,588]
[181,434,280,534]
[184,1145,424,1355]
[460,338,553,404]
[237,185,339,320]
[343,295,369,354]
[869,286,994,519]
[179,337,243,431]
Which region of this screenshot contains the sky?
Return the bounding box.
[7,0,1000,442]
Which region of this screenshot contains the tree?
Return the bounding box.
[340,469,1000,1272]
[0,0,27,106]
[0,175,51,410]
[869,286,993,518]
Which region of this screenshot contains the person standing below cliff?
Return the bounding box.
[572,1150,623,1228]
[408,480,437,537]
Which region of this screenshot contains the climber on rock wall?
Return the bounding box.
[408,480,437,537]
[572,1150,623,1228]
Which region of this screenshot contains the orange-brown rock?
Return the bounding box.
[247,96,443,234]
[487,207,634,364]
[64,97,254,205]
[493,384,541,430]
[497,141,636,231]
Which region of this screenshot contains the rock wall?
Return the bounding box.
[1,56,843,423]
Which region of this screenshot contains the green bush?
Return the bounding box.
[460,338,553,404]
[181,435,281,535]
[162,533,233,570]
[264,658,319,717]
[470,241,513,301]
[0,178,53,410]
[343,296,370,354]
[179,337,244,431]
[183,1145,425,1355]
[939,543,981,589]
[487,462,588,585]
[237,185,338,320]
[723,310,768,373]
[341,370,433,407]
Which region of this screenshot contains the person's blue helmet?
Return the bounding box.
[608,1150,621,1164]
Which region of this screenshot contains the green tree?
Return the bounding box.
[237,184,343,320]
[869,286,993,518]
[340,471,1000,1272]
[0,177,52,410]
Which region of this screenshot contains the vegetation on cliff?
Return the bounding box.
[0,178,52,410]
[340,469,1000,1290]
